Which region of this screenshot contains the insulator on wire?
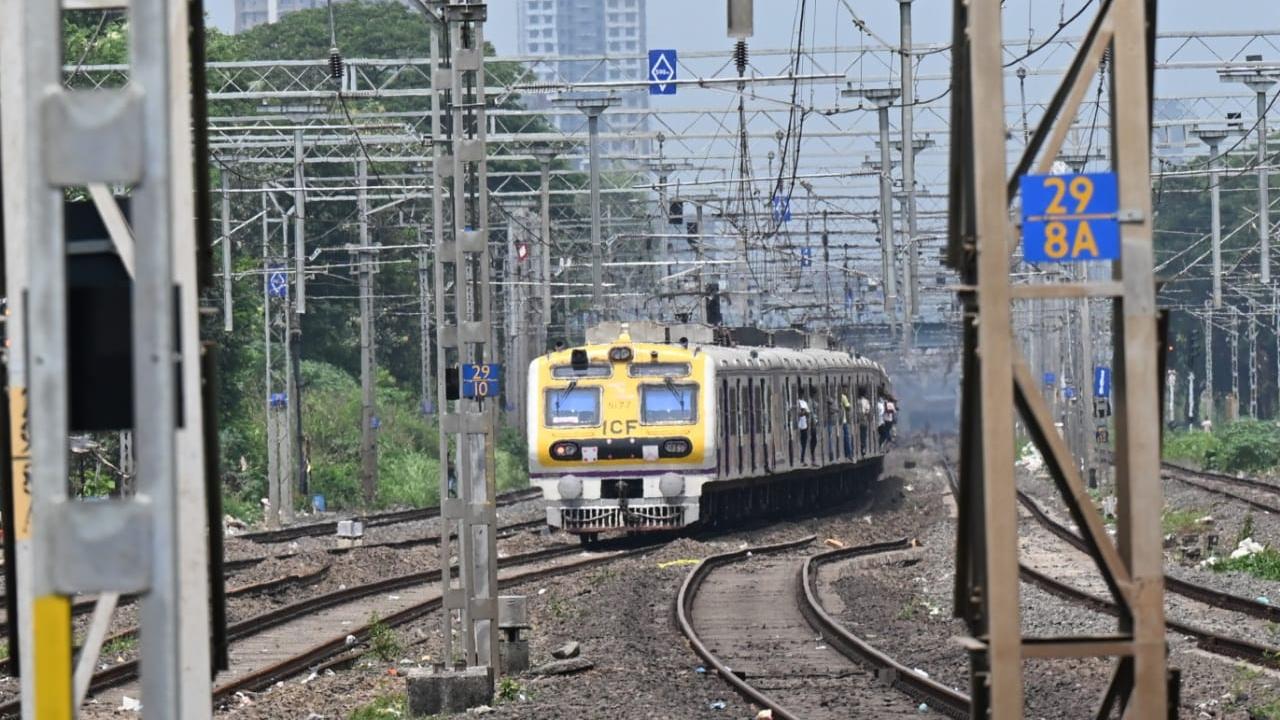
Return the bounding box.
[733,40,748,76]
[329,47,344,81]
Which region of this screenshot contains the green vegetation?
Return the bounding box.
[103,635,137,656]
[496,677,524,704]
[1161,507,1206,535]
[348,693,408,720]
[366,613,402,663]
[1239,512,1256,546]
[1212,547,1280,582]
[1163,420,1280,475]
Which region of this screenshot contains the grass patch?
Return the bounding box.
[1250,698,1280,720]
[1212,547,1280,581]
[349,693,408,719]
[545,597,575,621]
[366,614,402,662]
[496,677,523,704]
[1161,507,1206,535]
[102,635,137,656]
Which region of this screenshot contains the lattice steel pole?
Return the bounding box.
[1,0,213,715]
[436,0,500,671]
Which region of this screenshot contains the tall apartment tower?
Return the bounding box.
[517,0,650,161]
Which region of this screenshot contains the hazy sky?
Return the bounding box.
[204,1,1252,53]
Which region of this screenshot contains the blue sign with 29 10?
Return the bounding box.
[1020,172,1120,263]
[462,363,502,399]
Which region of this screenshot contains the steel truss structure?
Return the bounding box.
[1,0,214,716]
[950,0,1169,716]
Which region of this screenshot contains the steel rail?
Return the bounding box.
[1161,463,1280,515]
[0,543,592,719]
[239,487,541,544]
[943,460,1280,674]
[673,535,817,720]
[1016,489,1280,624]
[798,541,972,719]
[206,545,646,702]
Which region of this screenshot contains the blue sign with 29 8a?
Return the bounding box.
[462,363,502,399]
[1020,172,1120,263]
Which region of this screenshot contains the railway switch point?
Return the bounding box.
[406,664,494,715]
[498,595,531,673]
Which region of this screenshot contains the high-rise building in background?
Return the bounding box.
[517,0,650,161]
[234,0,412,34]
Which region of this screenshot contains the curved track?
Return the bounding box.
[799,544,971,719]
[1161,462,1280,515]
[944,462,1280,672]
[676,536,934,719]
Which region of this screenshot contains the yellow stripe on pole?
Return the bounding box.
[7,387,31,541]
[33,594,71,720]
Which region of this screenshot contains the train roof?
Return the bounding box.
[695,343,886,375]
[563,322,887,378]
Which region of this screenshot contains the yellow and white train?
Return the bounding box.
[527,322,892,538]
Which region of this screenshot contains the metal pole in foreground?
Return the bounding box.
[357,156,378,504]
[221,171,234,332]
[845,87,902,329]
[533,146,558,351]
[1193,128,1228,308]
[573,98,619,324]
[1218,57,1278,285]
[899,0,919,320]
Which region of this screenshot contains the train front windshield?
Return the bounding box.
[641,384,697,424]
[546,386,601,426]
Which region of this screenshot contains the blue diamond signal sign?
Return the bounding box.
[268,267,289,298]
[800,247,813,267]
[648,49,677,95]
[771,194,791,223]
[462,363,502,399]
[1020,172,1120,262]
[1093,366,1112,397]
[1043,372,1055,387]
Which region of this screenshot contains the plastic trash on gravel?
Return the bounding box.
[1230,537,1265,559]
[709,700,727,710]
[120,696,142,712]
[1016,444,1044,474]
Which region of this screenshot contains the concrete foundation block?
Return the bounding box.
[406,665,494,716]
[499,637,529,673]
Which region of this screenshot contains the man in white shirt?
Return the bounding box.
[797,398,811,464]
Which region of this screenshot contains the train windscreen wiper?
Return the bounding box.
[554,380,579,411]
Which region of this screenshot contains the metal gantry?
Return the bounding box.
[950,0,1170,716]
[1,0,214,716]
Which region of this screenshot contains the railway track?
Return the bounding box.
[676,536,945,719]
[945,462,1280,672]
[236,487,542,544]
[1,541,626,718]
[0,518,545,641]
[1160,462,1280,515]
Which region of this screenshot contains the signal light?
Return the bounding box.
[608,346,633,362]
[662,439,691,457]
[551,441,581,460]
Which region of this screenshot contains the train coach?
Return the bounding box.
[527,322,892,540]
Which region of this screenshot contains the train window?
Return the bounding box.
[544,386,602,426]
[552,364,611,379]
[629,362,690,378]
[640,383,698,424]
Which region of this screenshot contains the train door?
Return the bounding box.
[719,378,729,478]
[747,376,757,474]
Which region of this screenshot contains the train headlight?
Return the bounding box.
[659,472,684,497]
[557,475,583,500]
[661,439,691,457]
[608,346,633,362]
[550,441,581,460]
